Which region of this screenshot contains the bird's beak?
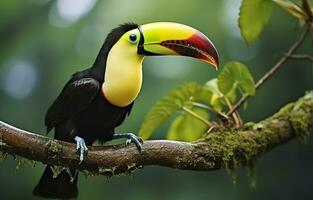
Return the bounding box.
[138,22,219,70]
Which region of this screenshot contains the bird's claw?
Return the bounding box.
[125,139,132,145]
[113,133,143,152]
[74,136,88,163]
[124,133,143,152]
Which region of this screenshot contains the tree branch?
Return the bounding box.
[0,91,312,176]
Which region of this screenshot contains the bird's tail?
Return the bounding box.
[33,165,78,199]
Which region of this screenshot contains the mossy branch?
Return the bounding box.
[0,91,312,175]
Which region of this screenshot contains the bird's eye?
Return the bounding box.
[129,33,138,43]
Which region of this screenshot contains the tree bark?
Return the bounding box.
[0,91,312,176]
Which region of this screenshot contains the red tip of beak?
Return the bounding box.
[186,32,219,69]
[159,31,219,70]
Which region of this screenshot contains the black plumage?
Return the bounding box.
[33,23,139,199]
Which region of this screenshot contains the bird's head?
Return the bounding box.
[99,22,219,107]
[108,22,219,69]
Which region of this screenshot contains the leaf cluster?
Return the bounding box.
[139,62,255,141]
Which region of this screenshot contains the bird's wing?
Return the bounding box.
[45,78,99,133]
[115,102,134,127]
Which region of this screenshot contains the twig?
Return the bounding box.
[0,91,312,175]
[302,0,313,21]
[288,54,313,61]
[227,27,309,116]
[182,106,212,127]
[223,97,242,127]
[192,102,229,119]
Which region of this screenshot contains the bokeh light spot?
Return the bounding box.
[221,0,242,39]
[146,57,192,79]
[49,0,97,27]
[1,60,38,99]
[27,0,51,5]
[226,38,260,61]
[57,0,96,22]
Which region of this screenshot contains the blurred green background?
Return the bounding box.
[0,0,312,199]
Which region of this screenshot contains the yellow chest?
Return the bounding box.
[102,40,144,107]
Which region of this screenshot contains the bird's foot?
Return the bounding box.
[74,136,88,163]
[112,133,143,152]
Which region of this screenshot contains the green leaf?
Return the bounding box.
[273,0,309,21]
[167,107,209,141]
[243,100,249,110]
[204,78,239,111]
[218,61,256,96]
[227,86,238,104]
[205,78,223,97]
[239,0,274,45]
[204,79,224,112]
[139,82,211,139]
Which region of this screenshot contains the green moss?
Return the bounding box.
[82,170,98,178]
[247,160,257,188]
[197,91,313,185]
[0,152,8,162]
[127,163,138,171]
[97,163,141,177]
[226,167,237,184]
[98,166,115,176]
[274,91,313,138]
[14,156,36,170]
[254,121,288,150]
[290,101,313,138]
[50,165,77,182]
[0,138,4,147]
[0,137,7,162]
[244,122,256,130]
[121,164,141,177]
[254,93,312,150]
[273,102,295,118]
[15,157,26,170]
[50,165,66,178]
[198,131,260,185]
[83,169,112,179]
[0,137,7,158]
[205,161,215,168]
[46,140,62,158]
[201,130,260,169]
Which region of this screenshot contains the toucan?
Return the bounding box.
[33,22,219,199]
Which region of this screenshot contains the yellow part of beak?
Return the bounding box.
[139,22,219,69]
